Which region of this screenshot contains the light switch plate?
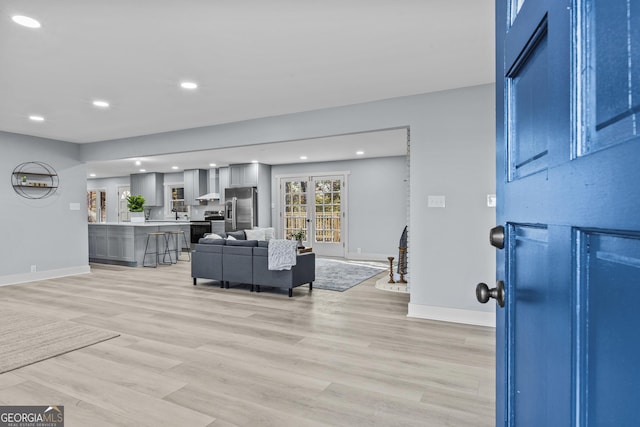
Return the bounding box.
[428,195,446,208]
[69,202,80,211]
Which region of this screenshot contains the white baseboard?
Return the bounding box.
[407,303,495,327]
[0,265,91,287]
[345,252,389,262]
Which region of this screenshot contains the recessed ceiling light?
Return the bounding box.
[92,100,110,108]
[139,169,146,172]
[29,115,45,122]
[251,160,258,163]
[172,166,179,170]
[12,15,41,28]
[135,160,141,166]
[209,163,216,167]
[89,173,96,177]
[300,156,308,160]
[356,151,365,155]
[180,81,198,89]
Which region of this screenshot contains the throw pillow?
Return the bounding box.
[264,227,275,241]
[203,233,223,240]
[226,235,236,240]
[252,226,275,240]
[245,228,266,241]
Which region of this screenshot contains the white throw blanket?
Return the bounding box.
[268,239,298,271]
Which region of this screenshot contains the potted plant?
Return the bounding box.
[289,229,305,249]
[127,194,146,222]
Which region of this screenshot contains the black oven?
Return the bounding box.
[189,221,212,243]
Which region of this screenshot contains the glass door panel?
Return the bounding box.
[118,186,130,222]
[283,179,309,244]
[312,176,343,256]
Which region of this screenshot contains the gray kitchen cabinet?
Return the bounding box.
[183,169,207,205]
[229,163,258,187]
[218,167,229,197]
[130,172,164,206]
[208,168,219,195]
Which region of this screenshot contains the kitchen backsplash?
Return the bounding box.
[146,202,225,221]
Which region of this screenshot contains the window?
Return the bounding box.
[166,184,189,218]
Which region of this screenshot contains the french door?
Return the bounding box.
[281,175,346,257]
[489,0,640,425]
[118,186,130,222]
[87,190,107,223]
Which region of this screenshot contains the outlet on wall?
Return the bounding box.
[30,265,37,272]
[427,195,446,208]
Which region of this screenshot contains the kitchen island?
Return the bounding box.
[88,222,190,267]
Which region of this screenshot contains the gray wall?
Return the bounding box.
[1,131,89,284]
[272,156,407,260]
[77,83,496,322]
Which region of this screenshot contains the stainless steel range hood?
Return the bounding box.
[196,192,220,201]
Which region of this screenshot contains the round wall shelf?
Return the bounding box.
[11,161,59,199]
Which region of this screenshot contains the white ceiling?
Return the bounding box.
[1,0,494,176]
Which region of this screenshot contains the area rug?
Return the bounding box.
[0,308,119,374]
[314,258,388,291]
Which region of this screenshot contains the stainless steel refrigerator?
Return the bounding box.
[225,187,258,231]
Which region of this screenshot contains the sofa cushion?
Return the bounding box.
[226,230,246,240]
[226,239,258,247]
[198,238,226,245]
[253,246,269,256]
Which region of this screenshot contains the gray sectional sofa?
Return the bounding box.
[191,231,315,297]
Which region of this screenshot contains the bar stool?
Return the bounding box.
[167,230,191,262]
[143,232,172,267]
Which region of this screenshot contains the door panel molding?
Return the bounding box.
[576,229,640,425]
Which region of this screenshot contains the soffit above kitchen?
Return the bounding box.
[0,0,494,144]
[87,128,409,178]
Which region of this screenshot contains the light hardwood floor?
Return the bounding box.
[0,262,495,426]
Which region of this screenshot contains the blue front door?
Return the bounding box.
[492,0,640,425]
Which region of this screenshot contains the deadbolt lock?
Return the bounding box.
[490,225,505,249]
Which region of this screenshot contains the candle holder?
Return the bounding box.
[387,256,396,283]
[398,247,407,283]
